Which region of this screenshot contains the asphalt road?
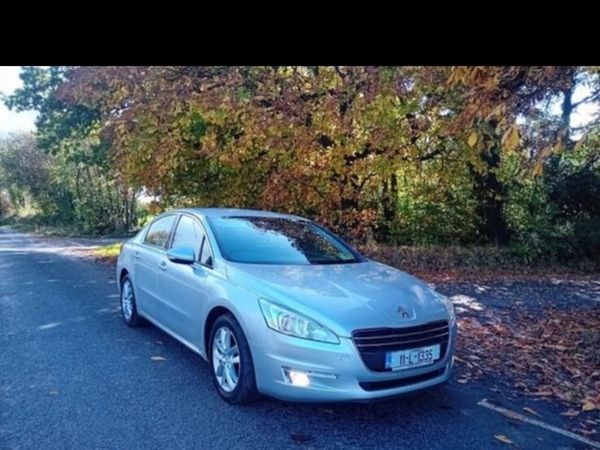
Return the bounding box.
[0,227,593,449]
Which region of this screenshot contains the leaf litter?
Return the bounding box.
[455,304,600,436]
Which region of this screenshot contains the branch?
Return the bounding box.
[414,147,446,162]
[344,143,448,167]
[333,66,347,80]
[571,118,600,132]
[572,89,600,108]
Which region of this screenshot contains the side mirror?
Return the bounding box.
[167,246,196,265]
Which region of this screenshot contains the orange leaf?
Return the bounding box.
[502,126,520,152]
[523,407,541,417]
[467,132,478,147]
[494,434,515,445]
[582,400,599,412]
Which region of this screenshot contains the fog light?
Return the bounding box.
[289,370,310,387]
[282,366,338,386]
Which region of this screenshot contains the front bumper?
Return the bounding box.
[252,323,457,402]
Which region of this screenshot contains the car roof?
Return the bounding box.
[176,208,306,221]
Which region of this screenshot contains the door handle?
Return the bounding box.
[159,261,168,271]
[134,251,141,259]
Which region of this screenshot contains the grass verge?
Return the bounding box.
[92,243,122,263]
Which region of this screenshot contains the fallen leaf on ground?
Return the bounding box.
[542,344,568,351]
[500,409,522,421]
[494,434,515,445]
[582,400,599,412]
[523,407,541,417]
[573,428,597,436]
[449,286,600,437]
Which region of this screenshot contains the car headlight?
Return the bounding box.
[258,299,339,344]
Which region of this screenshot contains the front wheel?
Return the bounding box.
[209,314,260,404]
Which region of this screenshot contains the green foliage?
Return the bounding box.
[387,163,480,245]
[545,140,600,260]
[0,132,68,220]
[504,179,570,263]
[2,68,139,234]
[501,133,600,265]
[134,201,155,228]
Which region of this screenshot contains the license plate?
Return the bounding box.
[386,344,441,370]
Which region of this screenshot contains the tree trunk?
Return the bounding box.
[378,173,398,241]
[559,69,576,149]
[382,173,397,222]
[472,126,511,244]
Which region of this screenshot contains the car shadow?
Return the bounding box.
[134,316,464,420]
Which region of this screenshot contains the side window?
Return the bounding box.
[200,237,214,266]
[171,215,205,260]
[144,215,176,248]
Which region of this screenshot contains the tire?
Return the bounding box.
[209,314,260,405]
[120,275,143,327]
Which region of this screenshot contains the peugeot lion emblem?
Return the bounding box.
[397,306,411,319]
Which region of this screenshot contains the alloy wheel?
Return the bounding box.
[121,279,134,321]
[212,326,241,392]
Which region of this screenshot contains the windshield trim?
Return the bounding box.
[206,216,367,265]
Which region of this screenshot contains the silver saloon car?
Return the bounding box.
[117,208,456,404]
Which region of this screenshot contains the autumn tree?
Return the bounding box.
[0,132,53,211]
[4,66,138,232]
[59,66,476,239]
[4,66,599,260]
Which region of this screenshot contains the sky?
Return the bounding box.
[551,82,598,130]
[0,66,597,137]
[0,66,37,135]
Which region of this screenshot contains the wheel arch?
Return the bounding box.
[204,305,234,357]
[119,268,129,285]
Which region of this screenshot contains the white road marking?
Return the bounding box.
[478,398,600,449]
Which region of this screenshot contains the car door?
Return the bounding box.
[155,214,214,345]
[133,214,177,319]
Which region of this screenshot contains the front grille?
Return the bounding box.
[359,366,446,391]
[352,320,449,372]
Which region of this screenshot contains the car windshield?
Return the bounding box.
[208,216,362,265]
